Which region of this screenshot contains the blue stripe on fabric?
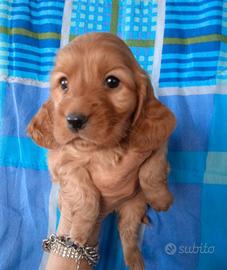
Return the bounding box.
[0,34,60,48]
[166,1,222,8]
[0,136,48,170]
[162,42,220,54]
[2,4,63,15]
[161,66,217,73]
[9,12,62,20]
[165,25,222,38]
[4,52,55,63]
[219,56,227,62]
[142,183,201,270]
[208,95,227,151]
[9,4,63,12]
[0,20,62,32]
[6,17,62,26]
[161,61,217,68]
[162,51,219,59]
[168,152,207,184]
[166,5,223,15]
[6,56,53,66]
[0,82,49,138]
[159,80,216,88]
[162,56,218,64]
[0,64,52,75]
[198,184,227,270]
[3,63,53,74]
[160,95,214,151]
[166,21,222,30]
[0,166,51,270]
[7,47,57,57]
[2,0,64,8]
[217,65,227,71]
[166,15,222,24]
[166,8,222,19]
[160,76,215,83]
[0,42,59,55]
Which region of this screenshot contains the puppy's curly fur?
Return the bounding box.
[28,32,176,270]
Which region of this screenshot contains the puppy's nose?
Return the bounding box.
[66,113,88,131]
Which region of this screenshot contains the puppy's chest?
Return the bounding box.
[89,149,151,198]
[50,146,148,191]
[90,150,143,189]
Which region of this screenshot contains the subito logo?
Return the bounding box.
[165,243,177,255]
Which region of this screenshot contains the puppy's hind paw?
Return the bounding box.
[150,190,173,212]
[125,248,144,270]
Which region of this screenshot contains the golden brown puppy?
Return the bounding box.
[28,32,176,270]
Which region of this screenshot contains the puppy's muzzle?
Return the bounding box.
[66,113,88,131]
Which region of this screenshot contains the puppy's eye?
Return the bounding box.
[59,77,68,91]
[105,75,120,89]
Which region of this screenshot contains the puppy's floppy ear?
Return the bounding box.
[130,71,176,151]
[27,99,59,149]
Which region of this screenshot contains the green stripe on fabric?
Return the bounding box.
[69,35,75,42]
[0,26,60,40]
[164,34,227,45]
[125,39,155,47]
[110,0,119,34]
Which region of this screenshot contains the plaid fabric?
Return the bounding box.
[0,0,227,269]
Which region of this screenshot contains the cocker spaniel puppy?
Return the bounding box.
[28,32,176,270]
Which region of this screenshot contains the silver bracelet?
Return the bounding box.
[42,234,99,269]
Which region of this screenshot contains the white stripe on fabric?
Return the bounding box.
[60,0,73,48]
[158,85,227,96]
[151,0,166,97]
[0,75,49,88]
[138,224,146,248]
[39,183,60,270]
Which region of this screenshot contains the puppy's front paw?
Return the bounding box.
[125,248,144,270]
[149,190,173,212]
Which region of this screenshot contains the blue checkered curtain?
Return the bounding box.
[0,1,227,270]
